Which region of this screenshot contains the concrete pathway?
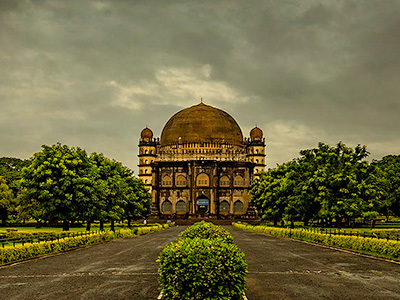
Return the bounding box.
[2,225,400,300]
[0,226,185,300]
[228,226,400,300]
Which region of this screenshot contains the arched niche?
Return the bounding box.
[176,200,187,214]
[176,175,187,187]
[219,175,230,187]
[162,175,172,187]
[196,173,209,187]
[161,200,172,213]
[219,200,230,214]
[233,175,244,187]
[233,200,243,213]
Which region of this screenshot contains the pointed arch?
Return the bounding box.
[219,175,230,187]
[176,175,187,187]
[196,173,209,186]
[162,175,172,187]
[233,175,244,186]
[161,200,172,213]
[233,200,243,213]
[219,200,230,214]
[176,200,187,214]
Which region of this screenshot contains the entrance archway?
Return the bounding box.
[196,194,209,217]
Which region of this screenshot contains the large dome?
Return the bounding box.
[161,103,244,146]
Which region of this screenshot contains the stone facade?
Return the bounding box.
[138,103,265,219]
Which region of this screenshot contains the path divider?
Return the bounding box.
[0,223,173,266]
[158,221,247,300]
[233,222,400,261]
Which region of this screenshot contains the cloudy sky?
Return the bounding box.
[1,0,399,172]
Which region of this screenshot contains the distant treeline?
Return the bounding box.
[250,142,400,227]
[0,143,150,230]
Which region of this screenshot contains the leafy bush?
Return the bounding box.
[180,221,234,243]
[369,229,400,240]
[234,223,400,260]
[0,230,59,239]
[158,237,247,300]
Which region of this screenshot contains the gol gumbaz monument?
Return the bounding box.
[138,102,265,220]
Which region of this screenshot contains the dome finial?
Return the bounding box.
[201,97,203,104]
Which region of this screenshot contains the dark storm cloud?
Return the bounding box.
[1,0,399,170]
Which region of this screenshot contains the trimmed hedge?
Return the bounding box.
[0,224,171,265]
[180,221,234,243]
[158,222,247,300]
[233,223,400,260]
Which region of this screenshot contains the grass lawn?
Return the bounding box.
[0,227,87,233]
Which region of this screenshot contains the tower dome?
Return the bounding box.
[250,126,263,141]
[141,127,153,140]
[160,103,243,146]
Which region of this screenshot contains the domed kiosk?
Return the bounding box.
[138,102,265,220]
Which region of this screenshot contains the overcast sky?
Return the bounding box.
[1,0,399,173]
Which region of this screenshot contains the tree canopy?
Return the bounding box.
[0,157,29,196]
[251,142,398,227]
[0,176,14,225]
[16,143,151,230]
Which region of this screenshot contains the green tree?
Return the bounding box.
[252,142,373,228]
[0,176,14,225]
[0,157,29,196]
[20,143,96,230]
[299,142,371,227]
[123,175,151,226]
[90,153,130,231]
[250,164,292,225]
[372,155,400,219]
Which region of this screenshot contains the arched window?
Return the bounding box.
[196,173,209,186]
[256,149,259,154]
[162,175,172,187]
[233,175,244,186]
[145,179,148,184]
[220,200,230,213]
[162,200,172,213]
[145,159,148,164]
[176,200,186,214]
[256,159,259,163]
[145,169,148,174]
[176,175,187,187]
[145,149,148,154]
[219,176,230,187]
[233,200,243,213]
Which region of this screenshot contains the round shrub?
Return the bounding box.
[158,237,247,300]
[180,221,234,243]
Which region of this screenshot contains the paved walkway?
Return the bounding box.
[1,225,400,300]
[0,226,185,300]
[228,226,400,300]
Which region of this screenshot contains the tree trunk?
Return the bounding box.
[127,218,131,228]
[273,218,278,226]
[290,219,294,228]
[86,220,91,231]
[336,218,342,229]
[303,217,309,227]
[100,220,104,231]
[62,220,70,231]
[370,219,376,229]
[111,220,115,232]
